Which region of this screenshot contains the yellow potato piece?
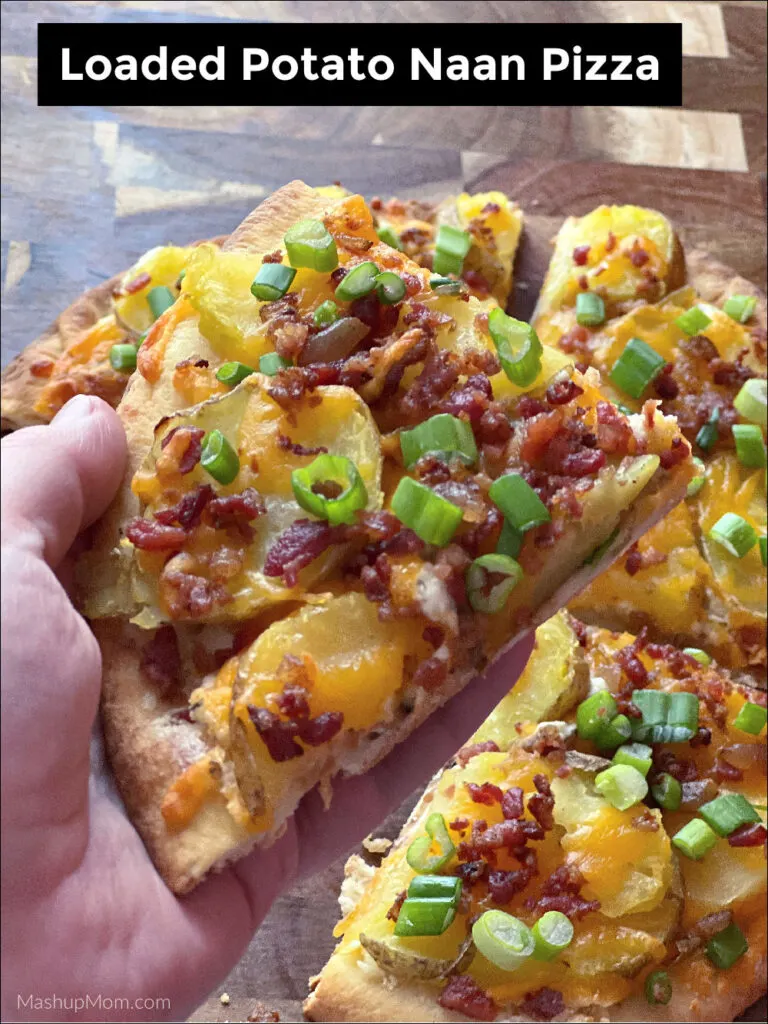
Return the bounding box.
[114,244,192,334]
[129,375,382,624]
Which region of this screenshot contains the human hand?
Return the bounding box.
[1,394,534,1022]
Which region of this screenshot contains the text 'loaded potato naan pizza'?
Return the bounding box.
[306,611,767,1023]
[530,205,767,685]
[69,182,692,894]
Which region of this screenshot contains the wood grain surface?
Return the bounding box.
[1,1,766,1022]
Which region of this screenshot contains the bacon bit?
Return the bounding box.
[633,809,660,832]
[154,484,215,530]
[654,749,699,783]
[596,401,634,454]
[30,359,55,378]
[412,652,449,691]
[527,774,555,831]
[644,641,700,679]
[572,245,590,266]
[605,231,617,253]
[517,396,547,419]
[161,567,232,618]
[386,890,407,922]
[546,379,584,406]
[277,434,328,457]
[458,819,544,862]
[247,698,343,763]
[629,246,649,267]
[558,324,591,355]
[690,727,712,749]
[336,234,373,253]
[615,639,648,687]
[729,823,767,847]
[262,250,283,264]
[482,201,501,216]
[455,859,489,885]
[654,364,679,400]
[659,437,689,470]
[124,271,152,295]
[140,626,182,696]
[455,740,500,766]
[520,410,563,462]
[439,976,498,1022]
[521,988,565,1022]
[465,782,504,805]
[474,311,490,335]
[403,301,454,333]
[440,372,494,424]
[207,488,266,537]
[463,268,491,297]
[577,275,589,290]
[531,863,600,920]
[423,624,444,648]
[624,542,668,576]
[160,425,206,475]
[522,726,568,759]
[349,294,399,340]
[501,786,524,820]
[264,519,347,588]
[401,271,423,298]
[125,518,188,551]
[488,861,537,905]
[711,358,754,388]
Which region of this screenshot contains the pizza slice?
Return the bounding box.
[533,212,767,684]
[0,240,221,430]
[78,181,693,894]
[305,612,767,1023]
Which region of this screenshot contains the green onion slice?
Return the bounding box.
[612,742,653,777]
[675,305,712,336]
[645,970,672,1006]
[723,294,757,324]
[376,225,403,251]
[466,553,523,614]
[147,285,176,321]
[595,713,632,751]
[259,353,292,376]
[406,813,456,874]
[696,407,720,452]
[433,225,472,277]
[200,430,240,486]
[683,647,711,666]
[671,818,718,860]
[391,477,463,547]
[706,922,748,970]
[489,473,550,532]
[407,875,462,904]
[576,691,618,743]
[251,263,297,301]
[733,378,767,428]
[393,898,456,937]
[575,292,605,327]
[760,536,767,566]
[631,689,699,743]
[733,701,767,736]
[374,271,406,306]
[609,337,665,398]
[687,457,706,497]
[531,912,574,961]
[699,793,760,837]
[109,343,137,373]
[313,300,339,327]
[732,423,767,468]
[488,309,543,388]
[595,764,648,810]
[284,218,338,272]
[335,261,379,302]
[291,454,367,526]
[430,275,466,295]
[496,519,523,559]
[583,527,620,566]
[472,911,535,972]
[216,361,255,387]
[708,512,758,558]
[651,773,682,811]
[400,414,478,470]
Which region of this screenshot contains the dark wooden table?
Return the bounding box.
[2,1,766,1021]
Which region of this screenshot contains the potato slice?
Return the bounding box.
[114,245,192,335]
[128,374,383,625]
[533,205,682,335]
[471,610,588,748]
[226,592,430,821]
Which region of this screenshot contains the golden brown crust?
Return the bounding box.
[1,273,121,431]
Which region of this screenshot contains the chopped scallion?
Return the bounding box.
[376,225,402,251]
[645,970,672,1006]
[406,813,456,874]
[109,343,137,373]
[259,352,292,375]
[291,454,367,526]
[216,361,255,387]
[284,218,338,272]
[732,423,767,468]
[675,305,712,336]
[733,378,767,428]
[708,512,757,559]
[488,310,543,388]
[531,912,574,961]
[391,477,463,547]
[651,773,682,811]
[696,407,720,452]
[671,818,718,860]
[147,285,176,320]
[687,456,706,497]
[723,294,757,324]
[400,414,478,469]
[374,271,406,306]
[393,898,456,937]
[466,553,524,614]
[489,473,550,532]
[334,261,379,302]
[594,764,648,810]
[575,292,605,327]
[251,263,296,301]
[609,337,665,398]
[706,922,748,969]
[733,701,767,736]
[683,647,711,666]
[433,225,472,277]
[699,793,760,837]
[612,742,653,777]
[313,300,339,327]
[472,911,535,972]
[200,430,240,486]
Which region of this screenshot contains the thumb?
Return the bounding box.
[1,396,127,566]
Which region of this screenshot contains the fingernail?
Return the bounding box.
[52,394,97,426]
